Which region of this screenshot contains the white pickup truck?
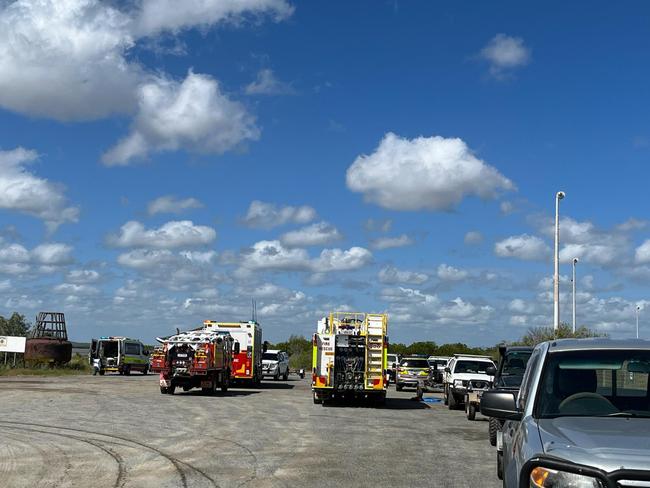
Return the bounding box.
[443,354,495,410]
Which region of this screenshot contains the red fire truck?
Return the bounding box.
[151,329,235,395]
[202,320,264,385]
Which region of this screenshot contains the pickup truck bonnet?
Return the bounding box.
[538,417,650,472]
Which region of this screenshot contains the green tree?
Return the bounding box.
[0,313,31,337]
[517,323,604,347]
[272,335,312,370]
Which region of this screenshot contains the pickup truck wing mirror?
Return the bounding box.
[486,365,497,376]
[263,341,269,353]
[480,390,522,421]
[444,367,451,373]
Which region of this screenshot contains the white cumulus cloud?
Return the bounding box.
[0,148,79,231]
[135,0,293,36]
[464,231,484,245]
[370,234,414,250]
[635,240,650,264]
[242,201,316,229]
[437,264,469,281]
[103,72,260,165]
[346,132,514,211]
[495,234,550,261]
[378,266,428,285]
[108,220,216,249]
[0,0,293,121]
[280,222,342,247]
[148,195,203,215]
[480,34,531,78]
[238,240,371,274]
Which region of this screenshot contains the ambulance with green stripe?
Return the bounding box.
[89,336,149,375]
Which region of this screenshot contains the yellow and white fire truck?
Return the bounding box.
[312,312,388,405]
[202,320,264,385]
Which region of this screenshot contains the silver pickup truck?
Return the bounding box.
[481,338,650,488]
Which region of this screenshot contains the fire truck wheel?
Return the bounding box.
[376,392,387,406]
[221,372,230,392]
[313,392,322,404]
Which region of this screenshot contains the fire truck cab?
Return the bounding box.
[203,320,264,385]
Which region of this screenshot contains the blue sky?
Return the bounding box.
[1,0,650,345]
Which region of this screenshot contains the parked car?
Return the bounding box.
[482,338,650,486]
[387,353,400,382]
[262,349,289,380]
[443,354,495,409]
[427,356,450,385]
[396,356,430,391]
[89,336,149,375]
[486,346,533,445]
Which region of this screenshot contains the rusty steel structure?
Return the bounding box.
[24,312,72,365]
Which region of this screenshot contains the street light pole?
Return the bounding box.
[572,258,578,334]
[637,306,640,339]
[554,191,565,332]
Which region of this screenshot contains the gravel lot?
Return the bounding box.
[0,375,500,488]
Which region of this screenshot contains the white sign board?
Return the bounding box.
[0,336,26,353]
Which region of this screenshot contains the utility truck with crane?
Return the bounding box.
[312,312,388,405]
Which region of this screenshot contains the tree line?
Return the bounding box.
[271,323,604,369]
[0,313,30,337]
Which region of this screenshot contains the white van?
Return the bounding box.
[89,337,149,375]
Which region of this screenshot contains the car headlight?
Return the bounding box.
[530,467,603,488]
[453,379,464,387]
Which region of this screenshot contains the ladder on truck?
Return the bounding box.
[365,314,386,388]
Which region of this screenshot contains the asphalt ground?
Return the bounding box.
[0,375,501,488]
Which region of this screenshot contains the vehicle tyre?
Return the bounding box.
[142,365,148,375]
[168,385,176,395]
[448,391,457,410]
[496,451,503,480]
[221,371,230,392]
[467,403,476,421]
[99,369,105,376]
[160,386,169,394]
[274,371,280,381]
[443,385,449,405]
[313,392,322,404]
[124,366,131,376]
[283,369,289,381]
[376,391,387,406]
[396,383,403,391]
[489,418,498,446]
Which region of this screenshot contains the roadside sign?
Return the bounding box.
[0,336,26,353]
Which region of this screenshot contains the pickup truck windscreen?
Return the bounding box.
[455,360,493,374]
[535,349,650,419]
[263,353,278,361]
[501,351,532,376]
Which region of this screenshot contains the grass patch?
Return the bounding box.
[0,353,91,376]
